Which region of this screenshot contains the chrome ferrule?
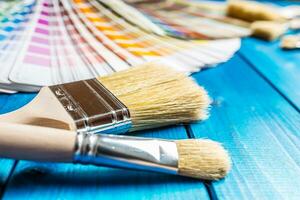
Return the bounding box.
[73,132,179,174]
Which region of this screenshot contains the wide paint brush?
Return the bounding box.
[0,122,231,180]
[0,63,210,133]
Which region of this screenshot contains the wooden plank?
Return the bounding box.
[239,37,300,110]
[0,93,35,114]
[0,159,14,193]
[190,55,300,199]
[0,93,35,195]
[2,126,210,199]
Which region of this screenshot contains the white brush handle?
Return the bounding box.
[0,123,76,162]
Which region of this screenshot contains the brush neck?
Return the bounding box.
[73,132,179,174]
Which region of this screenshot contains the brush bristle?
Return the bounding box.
[227,1,284,22]
[98,63,211,131]
[176,139,231,180]
[281,35,300,49]
[251,21,287,41]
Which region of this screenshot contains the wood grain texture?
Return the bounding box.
[239,37,300,110]
[0,93,35,194]
[190,55,300,199]
[2,126,209,200]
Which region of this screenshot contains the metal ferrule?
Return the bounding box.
[49,79,132,134]
[73,132,179,174]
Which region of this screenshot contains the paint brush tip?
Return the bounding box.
[176,139,231,180]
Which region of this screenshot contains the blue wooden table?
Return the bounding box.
[0,37,300,199]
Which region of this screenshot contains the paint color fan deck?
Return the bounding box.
[0,0,240,93]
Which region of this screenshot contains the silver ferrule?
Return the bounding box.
[73,132,179,174]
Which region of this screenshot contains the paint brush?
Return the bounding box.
[250,21,288,41]
[0,63,210,133]
[226,1,285,23]
[281,34,300,49]
[226,1,290,41]
[0,122,231,180]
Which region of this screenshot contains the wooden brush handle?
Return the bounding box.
[0,87,75,130]
[0,123,76,162]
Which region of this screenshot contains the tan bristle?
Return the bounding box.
[98,63,211,131]
[176,139,231,180]
[227,1,284,22]
[281,35,300,49]
[251,21,287,41]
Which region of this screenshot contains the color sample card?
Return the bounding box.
[0,0,240,93]
[0,0,36,91]
[127,0,251,39]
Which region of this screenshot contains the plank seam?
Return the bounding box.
[204,181,219,200]
[0,160,19,199]
[184,124,195,139]
[238,52,300,113]
[184,125,219,200]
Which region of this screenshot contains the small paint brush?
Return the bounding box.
[0,63,210,133]
[281,34,300,49]
[226,1,290,41]
[0,123,231,180]
[250,21,288,41]
[289,18,300,30]
[226,1,285,23]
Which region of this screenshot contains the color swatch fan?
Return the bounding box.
[0,0,240,93]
